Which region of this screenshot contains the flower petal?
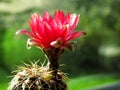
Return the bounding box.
[16,29,32,36]
[42,22,52,42]
[50,38,63,48]
[44,11,52,22]
[69,14,79,31]
[27,38,44,49]
[66,31,86,41]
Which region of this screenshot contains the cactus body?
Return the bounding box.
[8,63,67,90]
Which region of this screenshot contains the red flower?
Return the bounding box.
[16,10,85,49]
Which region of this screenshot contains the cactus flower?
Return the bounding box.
[16,10,85,49]
[8,10,86,90]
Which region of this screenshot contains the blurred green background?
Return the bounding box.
[0,0,120,90]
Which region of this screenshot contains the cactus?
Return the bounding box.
[8,10,85,90]
[8,62,67,90]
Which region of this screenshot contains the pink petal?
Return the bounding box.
[16,29,32,36]
[64,12,70,24]
[60,24,69,39]
[56,19,62,29]
[37,14,43,22]
[30,14,42,33]
[27,38,44,49]
[49,20,58,39]
[44,11,52,21]
[43,22,52,39]
[66,31,86,41]
[54,10,63,27]
[58,10,65,24]
[29,15,43,39]
[54,10,60,19]
[69,14,79,31]
[27,38,36,49]
[31,13,42,22]
[29,17,37,33]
